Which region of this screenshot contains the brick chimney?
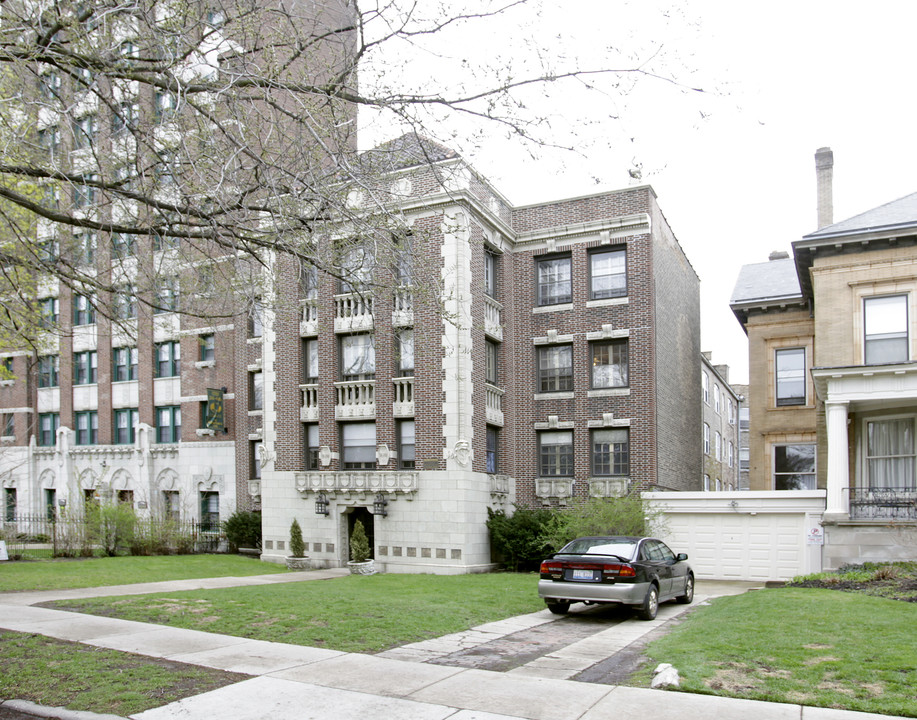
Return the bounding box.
[815,147,834,229]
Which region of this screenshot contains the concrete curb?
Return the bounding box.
[1,699,126,720]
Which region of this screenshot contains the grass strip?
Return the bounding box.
[0,630,248,716]
[0,554,289,592]
[637,587,917,718]
[49,573,543,653]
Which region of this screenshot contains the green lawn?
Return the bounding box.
[638,587,917,717]
[49,573,544,653]
[0,630,247,716]
[0,554,288,592]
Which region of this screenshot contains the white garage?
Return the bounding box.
[644,491,826,581]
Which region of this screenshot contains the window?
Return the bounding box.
[715,431,722,461]
[38,126,60,155]
[342,422,376,469]
[200,491,219,529]
[485,340,499,385]
[303,338,319,383]
[251,441,263,479]
[702,371,709,404]
[163,490,180,522]
[250,371,263,411]
[114,408,138,444]
[341,334,375,380]
[74,411,98,445]
[154,277,180,313]
[536,256,571,306]
[396,330,414,377]
[539,431,573,477]
[590,248,626,299]
[1,357,11,378]
[864,295,908,364]
[714,385,720,413]
[249,298,263,337]
[484,251,497,297]
[340,245,374,293]
[111,101,137,137]
[395,232,413,285]
[728,441,734,468]
[154,90,178,121]
[113,285,137,320]
[2,413,14,438]
[728,398,735,424]
[591,340,628,388]
[773,444,816,490]
[111,232,136,258]
[703,423,710,455]
[39,70,61,99]
[73,294,95,325]
[73,351,97,385]
[152,230,179,251]
[302,265,318,299]
[72,114,96,150]
[38,413,59,447]
[592,428,629,476]
[39,297,59,328]
[199,334,215,362]
[73,178,97,208]
[304,424,320,469]
[39,236,60,263]
[399,420,415,469]
[487,425,499,473]
[866,418,915,489]
[156,405,181,443]
[537,345,573,392]
[113,347,138,382]
[38,355,59,388]
[45,488,57,521]
[775,347,806,406]
[73,230,97,265]
[155,341,181,378]
[4,488,16,522]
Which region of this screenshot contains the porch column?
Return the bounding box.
[824,400,850,521]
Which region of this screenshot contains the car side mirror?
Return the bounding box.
[675,552,688,562]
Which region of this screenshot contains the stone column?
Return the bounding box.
[824,400,849,521]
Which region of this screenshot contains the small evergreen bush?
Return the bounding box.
[223,511,263,550]
[289,519,306,558]
[349,519,371,563]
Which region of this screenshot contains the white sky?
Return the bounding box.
[362,1,917,384]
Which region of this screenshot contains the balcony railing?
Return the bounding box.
[300,383,319,421]
[300,298,318,335]
[335,380,375,419]
[392,376,414,417]
[334,292,373,332]
[848,487,917,521]
[392,285,414,326]
[486,383,504,426]
[484,295,503,341]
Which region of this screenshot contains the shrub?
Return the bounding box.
[289,519,306,558]
[86,502,138,557]
[539,494,660,552]
[349,519,370,563]
[223,511,263,551]
[486,505,553,572]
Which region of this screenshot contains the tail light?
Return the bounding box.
[601,563,636,577]
[540,561,563,579]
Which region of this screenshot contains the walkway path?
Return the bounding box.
[0,572,902,720]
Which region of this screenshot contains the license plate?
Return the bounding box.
[572,569,595,581]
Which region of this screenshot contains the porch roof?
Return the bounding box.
[812,361,917,409]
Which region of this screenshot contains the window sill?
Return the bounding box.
[0,380,13,387]
[587,388,630,397]
[532,303,573,314]
[586,296,629,308]
[248,410,263,417]
[247,336,264,345]
[195,360,215,369]
[534,392,574,400]
[196,429,216,437]
[1,436,15,444]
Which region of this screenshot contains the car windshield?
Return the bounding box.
[558,538,637,558]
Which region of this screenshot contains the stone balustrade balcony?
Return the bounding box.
[335,380,375,419]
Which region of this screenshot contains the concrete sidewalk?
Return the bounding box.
[0,574,902,720]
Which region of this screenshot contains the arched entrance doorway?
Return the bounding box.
[347,506,375,560]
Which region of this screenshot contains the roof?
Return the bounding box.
[802,191,917,242]
[729,257,801,306]
[360,132,460,173]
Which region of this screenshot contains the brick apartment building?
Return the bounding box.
[255,135,702,571]
[700,353,740,491]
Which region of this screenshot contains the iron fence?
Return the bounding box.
[847,487,917,521]
[1,513,226,560]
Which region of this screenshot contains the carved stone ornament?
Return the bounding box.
[319,445,332,467]
[376,443,391,466]
[453,441,471,467]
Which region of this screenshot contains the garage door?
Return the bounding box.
[662,512,807,581]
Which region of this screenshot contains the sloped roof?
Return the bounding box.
[360,132,460,173]
[730,257,801,306]
[803,191,917,241]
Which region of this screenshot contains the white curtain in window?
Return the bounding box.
[342,335,375,376]
[867,419,915,489]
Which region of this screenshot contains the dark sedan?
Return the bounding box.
[538,536,694,620]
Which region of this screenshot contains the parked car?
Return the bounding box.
[538,536,694,620]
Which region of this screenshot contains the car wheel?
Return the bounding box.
[546,601,570,615]
[637,584,659,620]
[676,573,694,604]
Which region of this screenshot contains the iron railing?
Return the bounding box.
[847,487,917,521]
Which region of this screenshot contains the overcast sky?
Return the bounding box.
[363,1,917,385]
